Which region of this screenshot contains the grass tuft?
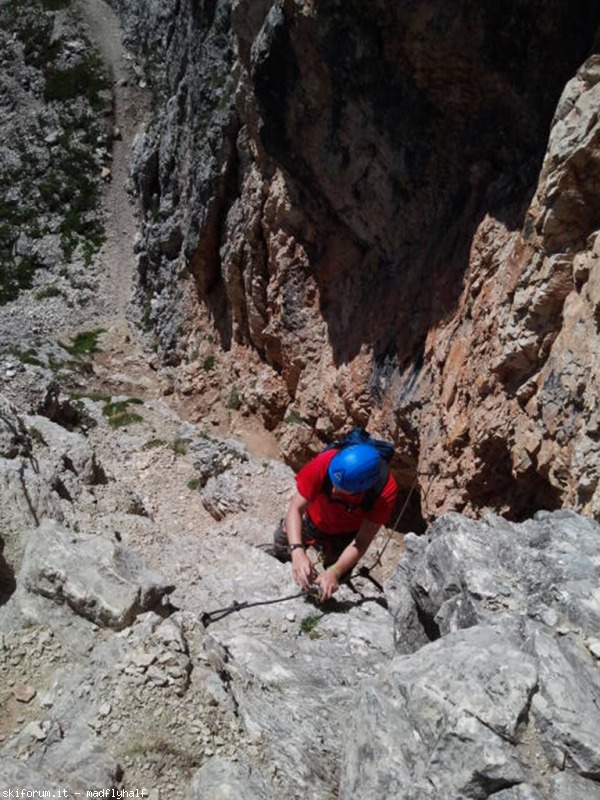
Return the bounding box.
[107,412,143,429]
[142,438,167,451]
[28,426,47,445]
[10,347,43,367]
[35,285,64,300]
[169,440,188,456]
[59,328,105,358]
[101,398,144,429]
[299,613,322,639]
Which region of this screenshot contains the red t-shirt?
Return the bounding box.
[296,450,398,535]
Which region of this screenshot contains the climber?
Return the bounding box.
[271,442,398,601]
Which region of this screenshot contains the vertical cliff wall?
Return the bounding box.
[110,0,600,526]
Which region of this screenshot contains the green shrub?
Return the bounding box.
[88,235,105,265]
[102,398,143,425]
[28,426,47,445]
[44,49,106,108]
[107,412,143,429]
[60,328,105,358]
[227,386,242,410]
[101,398,144,429]
[10,347,43,366]
[69,390,111,403]
[35,285,64,300]
[142,438,167,451]
[284,410,304,425]
[0,255,38,305]
[141,292,154,332]
[102,400,133,417]
[169,440,188,456]
[299,613,322,639]
[202,355,215,372]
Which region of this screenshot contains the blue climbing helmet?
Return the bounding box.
[328,443,383,494]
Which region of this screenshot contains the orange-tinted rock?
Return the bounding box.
[123,2,600,528]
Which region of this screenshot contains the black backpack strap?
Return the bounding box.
[362,462,389,511]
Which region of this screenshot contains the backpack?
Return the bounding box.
[321,427,394,511]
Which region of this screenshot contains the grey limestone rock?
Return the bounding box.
[527,625,600,775]
[0,393,31,459]
[23,414,107,486]
[192,434,249,488]
[0,458,64,532]
[372,510,600,800]
[490,787,544,800]
[188,757,276,800]
[0,457,64,587]
[387,510,600,645]
[549,771,600,799]
[3,721,120,794]
[491,774,600,800]
[193,537,394,798]
[0,757,63,793]
[340,619,535,800]
[108,0,238,357]
[20,519,174,630]
[201,469,248,520]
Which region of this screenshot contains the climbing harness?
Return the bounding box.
[200,583,322,628]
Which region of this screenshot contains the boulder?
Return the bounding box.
[20,519,174,630]
[191,435,248,488]
[201,470,248,520]
[0,458,64,576]
[341,619,533,800]
[24,414,106,486]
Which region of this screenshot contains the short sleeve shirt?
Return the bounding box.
[296,450,398,535]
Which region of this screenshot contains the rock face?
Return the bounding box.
[108,0,600,527]
[342,619,600,800]
[365,510,600,800]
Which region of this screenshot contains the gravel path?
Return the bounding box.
[77,0,149,325]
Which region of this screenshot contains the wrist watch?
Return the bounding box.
[289,543,305,552]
